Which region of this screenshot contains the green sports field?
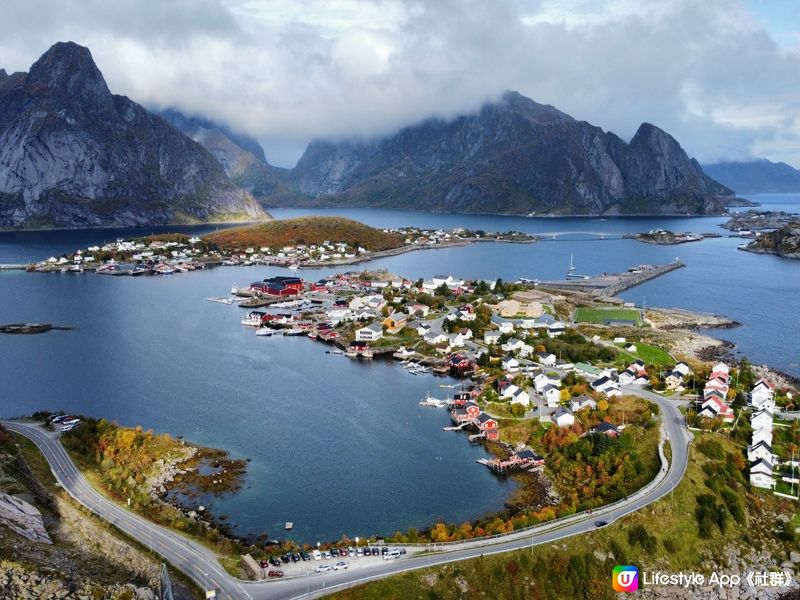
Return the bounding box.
[574,307,642,326]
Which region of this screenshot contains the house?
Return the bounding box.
[591,376,620,397]
[501,356,520,373]
[502,385,531,407]
[547,321,566,338]
[447,354,475,376]
[618,363,648,386]
[534,373,561,393]
[408,302,430,317]
[476,413,499,440]
[673,361,691,377]
[712,362,730,375]
[750,408,774,431]
[749,458,776,489]
[417,323,432,336]
[382,312,408,334]
[454,328,473,346]
[423,331,449,346]
[747,440,776,463]
[484,331,502,345]
[517,344,535,358]
[463,402,482,419]
[570,396,597,412]
[447,333,465,348]
[591,422,620,437]
[752,427,773,447]
[750,379,775,408]
[552,407,575,428]
[536,352,557,367]
[491,316,515,334]
[514,448,545,467]
[502,338,526,352]
[355,322,383,342]
[665,371,685,390]
[542,384,562,408]
[698,397,734,422]
[625,344,637,353]
[574,362,606,379]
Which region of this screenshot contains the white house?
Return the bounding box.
[542,384,562,407]
[408,303,430,317]
[502,385,531,407]
[570,396,597,412]
[625,344,638,353]
[502,356,520,373]
[355,322,383,342]
[749,458,776,489]
[534,373,561,393]
[747,440,776,463]
[423,331,449,346]
[417,323,432,336]
[591,376,620,397]
[552,407,575,428]
[536,352,557,367]
[750,379,775,408]
[673,361,691,377]
[547,321,566,338]
[752,427,774,447]
[502,338,527,352]
[712,362,731,375]
[484,331,502,345]
[750,408,774,431]
[491,316,515,334]
[518,344,535,358]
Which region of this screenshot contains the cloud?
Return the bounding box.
[1,0,799,168]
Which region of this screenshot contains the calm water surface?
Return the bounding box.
[1,194,798,541]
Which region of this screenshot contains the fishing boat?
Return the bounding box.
[283,329,305,336]
[439,384,457,388]
[419,394,446,407]
[241,311,266,327]
[255,328,274,336]
[566,254,589,280]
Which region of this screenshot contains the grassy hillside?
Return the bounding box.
[331,433,799,600]
[202,216,404,252]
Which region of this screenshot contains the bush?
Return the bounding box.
[697,439,725,460]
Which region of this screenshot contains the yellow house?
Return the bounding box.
[383,312,408,334]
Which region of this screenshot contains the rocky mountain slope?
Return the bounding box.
[158,108,287,198]
[282,91,732,215]
[703,159,800,193]
[0,42,268,229]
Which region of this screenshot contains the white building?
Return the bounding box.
[355,323,383,342]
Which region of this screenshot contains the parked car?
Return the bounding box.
[338,548,348,557]
[322,551,331,559]
[315,564,332,573]
[330,548,339,557]
[259,559,269,568]
[269,557,281,567]
[281,553,292,564]
[312,550,321,560]
[334,561,349,571]
[268,569,284,578]
[291,553,301,562]
[383,549,401,560]
[380,547,389,555]
[356,548,363,557]
[399,548,407,555]
[348,547,356,557]
[300,551,310,561]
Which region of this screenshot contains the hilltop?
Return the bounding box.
[203,216,404,252]
[742,223,800,259]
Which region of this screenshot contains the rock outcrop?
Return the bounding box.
[743,223,800,259]
[0,493,51,544]
[0,42,268,229]
[283,91,732,215]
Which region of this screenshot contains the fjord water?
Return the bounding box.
[1,194,798,542]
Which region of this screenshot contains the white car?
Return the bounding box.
[315,564,331,573]
[333,561,349,571]
[383,549,401,560]
[312,550,321,560]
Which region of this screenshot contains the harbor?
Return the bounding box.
[538,259,685,296]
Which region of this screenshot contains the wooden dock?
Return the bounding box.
[0,264,29,271]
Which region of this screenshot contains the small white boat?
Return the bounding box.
[288,264,299,270]
[231,284,238,294]
[419,394,446,407]
[255,328,273,336]
[241,311,265,327]
[439,384,456,388]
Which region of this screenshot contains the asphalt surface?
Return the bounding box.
[2,390,691,600]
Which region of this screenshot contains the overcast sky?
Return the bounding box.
[2,0,800,168]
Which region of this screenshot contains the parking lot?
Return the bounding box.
[258,546,407,579]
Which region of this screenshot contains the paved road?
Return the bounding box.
[2,393,691,600]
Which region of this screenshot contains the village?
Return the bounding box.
[231,268,800,520]
[23,225,534,274]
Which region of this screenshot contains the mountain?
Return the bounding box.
[702,159,800,194]
[157,108,287,199]
[0,42,268,229]
[282,91,732,215]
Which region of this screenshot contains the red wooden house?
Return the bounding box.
[476,413,499,440]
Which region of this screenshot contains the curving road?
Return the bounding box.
[2,390,691,600]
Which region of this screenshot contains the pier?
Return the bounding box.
[0,264,29,270]
[538,260,685,297]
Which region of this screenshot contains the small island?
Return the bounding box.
[739,222,800,259]
[624,229,718,244]
[26,216,535,274]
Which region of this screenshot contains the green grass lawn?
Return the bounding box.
[619,342,674,366]
[574,307,642,326]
